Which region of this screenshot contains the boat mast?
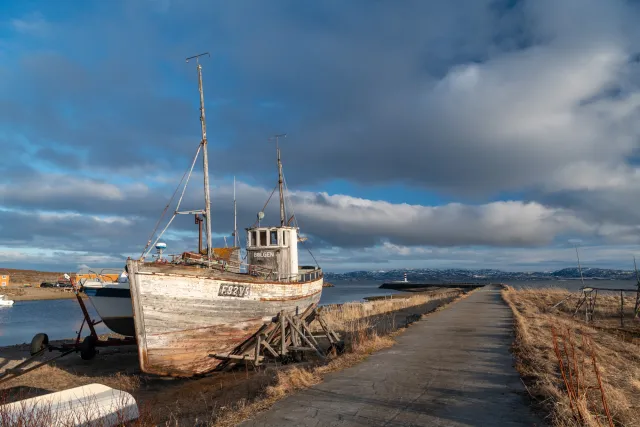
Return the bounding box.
[233,176,238,247]
[186,52,213,263]
[269,133,287,226]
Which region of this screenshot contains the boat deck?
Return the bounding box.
[138,263,323,284]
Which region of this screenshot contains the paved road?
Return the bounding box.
[240,285,543,427]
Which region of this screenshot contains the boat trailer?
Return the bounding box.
[0,274,136,386]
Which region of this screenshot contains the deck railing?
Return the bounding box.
[176,252,322,283]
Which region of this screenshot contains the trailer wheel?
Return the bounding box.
[30,333,49,356]
[80,336,97,360]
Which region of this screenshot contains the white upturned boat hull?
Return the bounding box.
[0,383,138,425]
[127,260,323,376]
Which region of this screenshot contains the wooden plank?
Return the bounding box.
[286,315,325,359]
[288,346,315,351]
[126,260,149,370]
[260,340,280,358]
[211,354,264,361]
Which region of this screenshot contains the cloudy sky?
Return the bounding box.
[2,0,640,273]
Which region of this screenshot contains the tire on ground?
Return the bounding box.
[80,335,98,360]
[30,333,49,356]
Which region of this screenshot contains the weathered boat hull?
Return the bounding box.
[126,260,323,376]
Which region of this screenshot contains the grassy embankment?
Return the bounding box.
[0,289,467,426]
[503,286,640,427]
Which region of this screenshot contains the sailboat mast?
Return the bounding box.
[270,133,287,226]
[187,52,213,263]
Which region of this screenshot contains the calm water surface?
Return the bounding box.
[1,279,636,347]
[0,299,109,347]
[319,279,401,305]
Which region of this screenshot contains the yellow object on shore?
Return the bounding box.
[74,273,120,282]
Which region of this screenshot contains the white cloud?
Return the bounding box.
[11,13,49,36]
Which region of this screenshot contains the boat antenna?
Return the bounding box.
[268,133,287,226]
[233,176,238,247]
[186,52,213,264]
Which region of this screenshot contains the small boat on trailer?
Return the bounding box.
[127,53,323,377]
[0,274,136,387]
[82,272,135,337]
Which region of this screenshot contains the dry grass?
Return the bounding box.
[321,289,462,330]
[0,290,466,426]
[503,286,640,427]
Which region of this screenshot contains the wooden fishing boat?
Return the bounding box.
[127,53,323,377]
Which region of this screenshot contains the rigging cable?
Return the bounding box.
[140,158,193,259]
[283,173,320,268]
[142,143,203,260]
[252,184,279,227]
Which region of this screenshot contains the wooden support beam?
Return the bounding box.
[211,353,265,361]
[261,340,280,358]
[210,303,341,371]
[288,346,315,352]
[280,311,286,356]
[300,321,320,347]
[286,315,325,359]
[255,335,261,363]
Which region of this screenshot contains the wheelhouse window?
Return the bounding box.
[270,230,278,246]
[282,230,286,246]
[259,230,267,246]
[251,231,257,247]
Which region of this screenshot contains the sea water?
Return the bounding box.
[0,279,636,347]
[0,299,110,347]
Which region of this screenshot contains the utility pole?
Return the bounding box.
[186,52,212,263]
[269,133,287,226]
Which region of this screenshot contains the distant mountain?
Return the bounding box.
[324,267,638,282]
